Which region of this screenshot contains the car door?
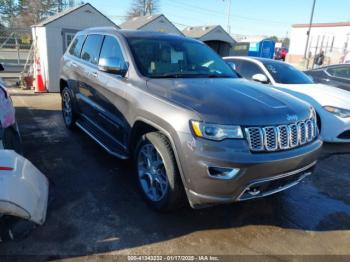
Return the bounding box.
[90,35,130,147]
[325,66,350,92]
[77,34,104,121]
[64,34,86,101]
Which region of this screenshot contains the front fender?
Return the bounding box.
[0,150,49,225]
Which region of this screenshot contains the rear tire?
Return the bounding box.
[0,216,36,242]
[61,87,77,129]
[134,132,185,211]
[2,127,22,154]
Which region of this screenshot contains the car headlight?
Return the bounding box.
[190,120,243,141]
[323,106,350,118]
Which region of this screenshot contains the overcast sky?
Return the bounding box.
[88,0,350,37]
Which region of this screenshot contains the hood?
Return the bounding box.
[146,78,311,125]
[274,83,350,110]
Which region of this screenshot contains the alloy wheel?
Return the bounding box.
[137,143,169,202]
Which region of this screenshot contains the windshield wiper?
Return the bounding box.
[206,74,232,78]
[151,73,233,79]
[151,73,195,78]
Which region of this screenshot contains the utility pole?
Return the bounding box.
[226,0,232,34]
[303,0,317,59]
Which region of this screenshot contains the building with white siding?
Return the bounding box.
[287,22,350,68]
[32,3,117,92]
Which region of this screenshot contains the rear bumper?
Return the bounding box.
[0,150,49,225]
[175,132,322,208]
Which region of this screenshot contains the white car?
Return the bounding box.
[224,56,350,143]
[0,150,49,226]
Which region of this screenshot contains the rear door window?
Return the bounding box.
[99,36,125,63]
[80,34,104,65]
[327,66,350,79]
[68,34,86,57]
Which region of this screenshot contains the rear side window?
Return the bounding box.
[80,34,104,65]
[68,35,86,57]
[99,36,125,63]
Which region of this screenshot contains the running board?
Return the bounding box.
[76,120,128,160]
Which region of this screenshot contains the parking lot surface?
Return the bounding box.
[1,88,350,258]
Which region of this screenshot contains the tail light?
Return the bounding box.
[0,166,13,171]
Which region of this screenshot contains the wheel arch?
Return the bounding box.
[59,79,68,94]
[129,118,188,189]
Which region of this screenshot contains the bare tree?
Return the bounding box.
[11,0,72,28]
[126,0,159,19]
[0,0,17,27]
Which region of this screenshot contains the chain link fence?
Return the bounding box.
[0,28,33,85]
[0,28,33,66]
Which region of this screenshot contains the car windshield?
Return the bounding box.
[262,60,313,84]
[127,37,238,78]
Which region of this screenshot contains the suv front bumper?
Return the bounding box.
[175,133,322,208]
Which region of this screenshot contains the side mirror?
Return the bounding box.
[252,73,269,84]
[98,58,128,77]
[226,61,236,70]
[0,64,4,72]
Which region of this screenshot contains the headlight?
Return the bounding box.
[190,120,243,141]
[323,106,350,118]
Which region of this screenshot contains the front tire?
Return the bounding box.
[134,132,185,211]
[61,87,76,129]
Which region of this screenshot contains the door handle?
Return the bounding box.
[71,62,78,68]
[90,71,98,78]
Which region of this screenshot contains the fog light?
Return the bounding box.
[208,166,240,180]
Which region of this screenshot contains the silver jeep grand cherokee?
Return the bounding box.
[60,28,322,210]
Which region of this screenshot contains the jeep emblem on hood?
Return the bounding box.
[287,114,298,122]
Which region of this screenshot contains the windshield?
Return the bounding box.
[262,60,313,84]
[127,37,238,78]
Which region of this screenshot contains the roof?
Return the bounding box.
[182,25,236,44]
[119,30,189,40]
[224,56,281,64]
[120,14,163,29]
[33,3,117,27]
[182,25,218,38]
[292,21,350,28]
[78,27,192,41]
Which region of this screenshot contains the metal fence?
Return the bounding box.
[0,28,33,65]
[0,28,33,80]
[305,34,350,69]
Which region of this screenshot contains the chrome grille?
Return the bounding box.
[262,127,278,151]
[298,122,306,145]
[289,124,298,148]
[277,125,289,149]
[245,127,264,151]
[245,118,317,152]
[305,120,315,142]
